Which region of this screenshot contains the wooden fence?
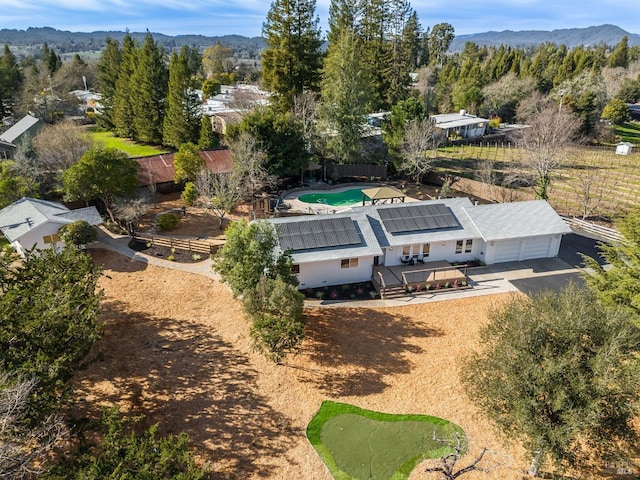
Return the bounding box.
[562,217,624,243]
[134,234,224,254]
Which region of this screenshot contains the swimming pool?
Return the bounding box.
[298,188,364,207]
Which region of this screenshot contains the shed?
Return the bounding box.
[615,142,634,155]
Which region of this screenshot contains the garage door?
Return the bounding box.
[522,236,551,260]
[493,239,522,263]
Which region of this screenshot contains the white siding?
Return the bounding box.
[296,255,375,289]
[14,221,66,256]
[492,239,521,263]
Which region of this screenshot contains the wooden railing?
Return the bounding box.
[134,234,223,255]
[561,217,623,243]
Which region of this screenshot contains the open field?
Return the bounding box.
[88,127,168,157]
[71,249,533,480]
[434,142,640,221]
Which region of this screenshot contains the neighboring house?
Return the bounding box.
[615,141,634,155]
[0,114,43,158]
[135,147,233,193]
[267,197,571,289]
[0,198,102,256]
[430,110,488,140]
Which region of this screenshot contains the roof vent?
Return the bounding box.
[460,109,467,116]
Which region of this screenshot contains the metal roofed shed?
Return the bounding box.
[361,186,405,205]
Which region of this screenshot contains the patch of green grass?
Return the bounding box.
[307,401,464,480]
[0,236,9,249]
[613,122,640,144]
[88,127,168,157]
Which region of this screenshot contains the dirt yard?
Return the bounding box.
[69,248,533,480]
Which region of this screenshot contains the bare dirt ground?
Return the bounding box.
[71,248,530,480]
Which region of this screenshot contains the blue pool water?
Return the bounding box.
[298,188,364,207]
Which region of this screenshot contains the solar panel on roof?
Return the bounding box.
[379,203,459,234]
[277,217,362,251]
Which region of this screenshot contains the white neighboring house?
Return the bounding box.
[267,197,571,289]
[615,141,634,155]
[0,198,102,256]
[430,110,489,140]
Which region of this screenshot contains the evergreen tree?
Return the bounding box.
[198,115,219,149]
[327,0,359,47]
[130,33,168,144]
[112,34,137,138]
[96,38,122,129]
[0,44,23,114]
[261,0,323,111]
[428,23,455,68]
[609,35,629,68]
[163,46,201,148]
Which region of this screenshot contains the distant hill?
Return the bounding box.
[0,26,266,59]
[450,24,640,51]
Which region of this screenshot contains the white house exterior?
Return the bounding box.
[268,198,571,289]
[615,142,634,155]
[0,198,102,256]
[430,110,489,139]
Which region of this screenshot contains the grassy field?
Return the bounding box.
[307,401,462,480]
[88,127,168,157]
[614,122,640,144]
[434,141,640,222]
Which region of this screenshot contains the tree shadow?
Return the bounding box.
[294,308,443,397]
[89,248,149,273]
[70,299,297,479]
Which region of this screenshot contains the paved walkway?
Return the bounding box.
[92,227,582,308]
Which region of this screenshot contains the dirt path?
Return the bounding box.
[68,249,531,479]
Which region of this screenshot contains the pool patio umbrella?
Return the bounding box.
[361,186,406,206]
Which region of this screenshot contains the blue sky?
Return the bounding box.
[5,0,640,38]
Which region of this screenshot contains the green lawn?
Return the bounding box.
[614,122,640,144]
[307,401,464,480]
[88,127,168,157]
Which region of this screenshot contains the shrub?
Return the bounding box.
[157,213,180,232]
[59,220,97,246]
[181,182,199,206]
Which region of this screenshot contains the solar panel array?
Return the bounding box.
[277,217,361,251]
[378,203,459,233]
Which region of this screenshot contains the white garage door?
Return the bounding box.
[522,236,551,260]
[493,239,522,263]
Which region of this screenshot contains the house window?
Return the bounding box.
[341,258,359,269]
[456,239,473,254]
[291,264,300,274]
[422,243,430,257]
[402,245,410,257]
[43,233,60,244]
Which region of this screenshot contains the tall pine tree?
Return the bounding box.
[0,44,23,115]
[112,34,137,139]
[261,0,322,111]
[163,45,201,148]
[130,33,168,145]
[96,38,121,130]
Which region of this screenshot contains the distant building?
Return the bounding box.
[615,141,634,155]
[430,110,489,140]
[0,114,43,158]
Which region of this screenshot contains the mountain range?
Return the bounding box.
[1,24,639,58]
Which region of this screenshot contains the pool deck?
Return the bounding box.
[281,182,418,215]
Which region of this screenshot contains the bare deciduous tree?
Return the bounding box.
[474,159,497,202]
[424,433,506,480]
[514,103,582,200]
[570,160,619,220]
[227,132,273,200]
[0,372,66,479]
[113,194,151,234]
[194,168,242,229]
[291,91,319,152]
[398,118,443,183]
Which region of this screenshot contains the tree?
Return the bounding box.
[0,161,37,209]
[514,103,581,200]
[582,205,640,319]
[424,433,504,479]
[615,77,640,104]
[46,405,209,479]
[244,276,305,364]
[601,97,630,125]
[202,42,235,77]
[0,245,103,412]
[193,168,242,229]
[96,37,122,129]
[112,194,150,234]
[319,29,373,163]
[461,284,640,476]
[397,118,442,183]
[608,35,629,68]
[112,34,137,139]
[198,115,219,149]
[163,46,201,147]
[428,23,454,68]
[213,220,297,297]
[173,142,205,183]
[228,131,271,199]
[130,33,167,144]
[0,44,24,115]
[261,0,323,111]
[33,121,92,172]
[59,220,97,247]
[0,372,65,479]
[384,96,424,152]
[201,79,221,98]
[63,147,139,223]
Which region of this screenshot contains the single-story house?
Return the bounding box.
[267,197,571,289]
[615,141,634,155]
[430,110,488,140]
[0,114,43,158]
[135,147,233,192]
[0,198,102,256]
